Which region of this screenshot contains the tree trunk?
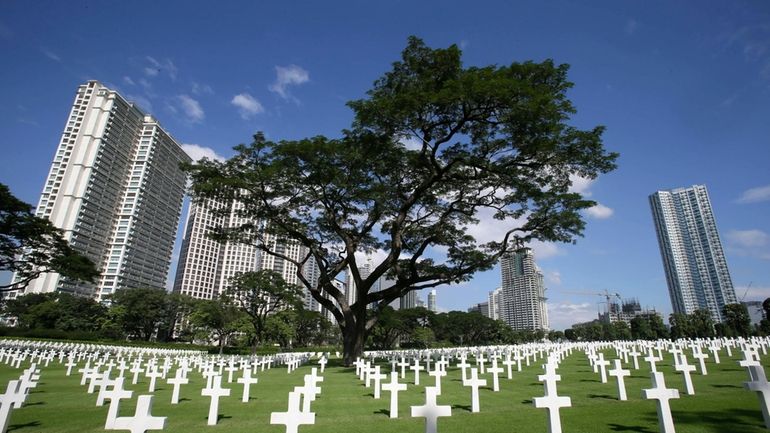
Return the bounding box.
[342,310,367,366]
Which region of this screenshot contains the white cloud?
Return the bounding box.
[544,270,561,285]
[737,185,770,204]
[400,136,423,151]
[529,240,563,260]
[145,56,178,80]
[568,174,594,196]
[123,76,136,86]
[269,65,309,99]
[727,229,769,248]
[192,82,214,95]
[177,95,204,123]
[41,48,61,62]
[585,203,614,219]
[181,144,225,162]
[231,93,265,119]
[547,301,597,330]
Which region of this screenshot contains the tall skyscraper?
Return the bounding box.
[173,198,324,312]
[12,81,190,300]
[487,287,503,320]
[499,247,549,331]
[427,289,437,312]
[649,184,737,322]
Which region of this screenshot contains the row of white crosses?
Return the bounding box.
[270,367,324,433]
[0,363,40,433]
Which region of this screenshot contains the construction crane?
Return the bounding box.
[740,282,753,302]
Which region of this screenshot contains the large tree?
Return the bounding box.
[185,36,617,364]
[1,183,98,292]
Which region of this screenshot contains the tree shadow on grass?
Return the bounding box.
[672,408,762,433]
[607,422,654,432]
[7,421,41,432]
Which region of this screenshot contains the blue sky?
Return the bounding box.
[1,1,769,329]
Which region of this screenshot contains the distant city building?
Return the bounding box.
[598,297,654,325]
[488,287,503,320]
[499,247,549,331]
[427,289,437,312]
[173,198,324,313]
[400,290,418,310]
[468,301,490,317]
[10,81,190,301]
[650,185,737,322]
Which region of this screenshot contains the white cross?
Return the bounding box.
[642,372,680,433]
[236,369,259,403]
[318,357,328,373]
[166,369,189,405]
[397,357,409,379]
[487,359,503,392]
[476,353,487,374]
[608,359,630,401]
[270,391,315,433]
[65,357,78,376]
[428,366,447,395]
[381,372,407,418]
[0,380,26,432]
[411,386,451,433]
[595,353,610,384]
[457,357,470,383]
[410,359,424,385]
[502,354,515,380]
[130,361,144,385]
[145,366,163,393]
[372,366,387,399]
[95,372,118,406]
[102,377,133,428]
[674,355,696,395]
[644,349,659,373]
[692,347,709,375]
[745,364,770,428]
[111,395,165,433]
[629,348,641,370]
[201,374,231,426]
[533,378,571,433]
[463,367,487,413]
[740,349,761,380]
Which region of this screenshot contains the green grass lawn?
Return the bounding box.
[1,346,768,433]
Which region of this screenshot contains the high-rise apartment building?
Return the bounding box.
[499,247,549,331]
[173,198,324,312]
[12,81,190,300]
[487,287,503,320]
[427,289,437,312]
[649,184,737,322]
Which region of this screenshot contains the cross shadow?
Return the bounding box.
[363,393,374,397]
[711,384,741,389]
[521,399,533,405]
[178,397,191,402]
[373,409,389,416]
[452,404,472,412]
[24,401,45,406]
[216,414,232,422]
[608,423,654,432]
[580,378,599,383]
[7,421,41,432]
[29,390,45,394]
[588,394,616,400]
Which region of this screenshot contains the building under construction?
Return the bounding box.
[598,297,658,324]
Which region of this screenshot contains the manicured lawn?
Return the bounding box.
[1,345,768,432]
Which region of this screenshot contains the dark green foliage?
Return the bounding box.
[0,183,98,292]
[183,36,617,364]
[722,303,752,337]
[3,292,107,332]
[188,296,245,354]
[226,270,302,351]
[108,288,172,340]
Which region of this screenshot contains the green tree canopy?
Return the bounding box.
[107,288,169,340]
[1,183,98,292]
[226,270,302,352]
[184,36,617,364]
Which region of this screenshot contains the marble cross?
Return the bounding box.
[608,359,630,401]
[201,374,231,426]
[464,367,487,413]
[643,372,680,433]
[381,372,407,418]
[111,395,165,433]
[270,391,315,433]
[411,386,451,433]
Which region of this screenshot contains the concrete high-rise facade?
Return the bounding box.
[499,247,549,331]
[13,81,190,300]
[650,185,737,322]
[427,289,437,312]
[173,198,324,312]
